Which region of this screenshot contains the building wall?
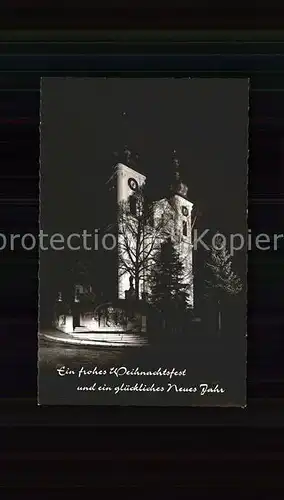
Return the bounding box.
[115,163,194,306]
[116,163,146,299]
[55,314,74,334]
[144,196,194,306]
[171,194,194,307]
[79,312,125,332]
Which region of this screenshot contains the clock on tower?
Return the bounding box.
[128,177,138,191]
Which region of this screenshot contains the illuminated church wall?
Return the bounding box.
[115,162,194,307]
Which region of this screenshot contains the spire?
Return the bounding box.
[172,149,181,181]
[170,149,188,199]
[123,145,140,169]
[124,145,132,165]
[121,111,132,166]
[119,111,140,170]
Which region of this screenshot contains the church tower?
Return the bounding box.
[107,147,194,308]
[169,152,194,307]
[115,148,146,300]
[116,162,146,205]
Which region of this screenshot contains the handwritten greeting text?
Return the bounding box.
[55,365,226,397]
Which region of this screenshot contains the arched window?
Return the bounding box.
[182,220,187,237]
[129,196,137,216]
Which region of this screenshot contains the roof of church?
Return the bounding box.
[115,161,146,178]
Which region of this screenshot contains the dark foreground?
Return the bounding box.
[38,331,246,407]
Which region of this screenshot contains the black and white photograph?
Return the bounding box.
[38,78,248,406]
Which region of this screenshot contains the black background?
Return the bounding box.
[1,23,284,492]
[1,7,284,29]
[1,40,283,401]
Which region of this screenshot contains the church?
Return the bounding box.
[113,154,194,308]
[53,152,195,335]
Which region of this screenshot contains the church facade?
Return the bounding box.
[115,161,194,307]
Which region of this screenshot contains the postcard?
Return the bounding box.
[38,77,248,406]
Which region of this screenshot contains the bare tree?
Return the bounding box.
[117,184,174,300]
[171,204,201,298]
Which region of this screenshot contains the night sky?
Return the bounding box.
[40,77,249,315]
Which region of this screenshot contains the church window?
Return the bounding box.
[182,206,189,217]
[129,196,137,216]
[183,220,187,237]
[137,197,143,217]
